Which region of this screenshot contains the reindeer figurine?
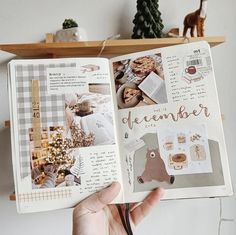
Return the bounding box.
[183,0,207,37]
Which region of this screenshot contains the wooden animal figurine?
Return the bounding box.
[137,148,175,184]
[183,0,207,37]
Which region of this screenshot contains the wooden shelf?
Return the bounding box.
[0,36,225,58]
[9,193,16,201]
[5,120,10,128]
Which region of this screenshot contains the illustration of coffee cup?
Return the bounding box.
[177,133,186,144]
[185,66,196,75]
[169,153,188,170]
[65,174,75,186]
[163,136,174,151]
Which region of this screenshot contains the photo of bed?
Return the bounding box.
[112,54,168,109]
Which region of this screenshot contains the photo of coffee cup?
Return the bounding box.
[78,100,91,112]
[115,71,128,85]
[75,100,94,116]
[163,136,174,151]
[177,133,186,144]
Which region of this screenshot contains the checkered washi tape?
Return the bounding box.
[18,188,72,202]
[14,62,76,178]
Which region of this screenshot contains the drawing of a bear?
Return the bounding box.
[137,148,175,184]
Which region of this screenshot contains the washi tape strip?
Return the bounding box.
[31,80,42,150]
[18,189,72,202]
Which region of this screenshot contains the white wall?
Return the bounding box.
[0,0,235,234]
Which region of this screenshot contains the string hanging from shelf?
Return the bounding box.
[97,34,121,57]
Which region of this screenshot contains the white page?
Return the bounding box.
[138,71,163,101]
[8,57,125,213]
[110,41,232,202]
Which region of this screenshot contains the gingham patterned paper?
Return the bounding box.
[14,62,76,178]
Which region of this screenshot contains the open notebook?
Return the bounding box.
[8,41,232,213]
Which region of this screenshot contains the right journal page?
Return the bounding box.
[110,41,233,202]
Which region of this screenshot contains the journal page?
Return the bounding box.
[9,57,124,213]
[110,41,232,202]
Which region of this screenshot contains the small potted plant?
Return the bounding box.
[55,19,87,42]
[62,19,78,30]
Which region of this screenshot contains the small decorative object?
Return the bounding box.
[132,0,164,39]
[137,148,175,184]
[55,18,87,42]
[183,0,207,37]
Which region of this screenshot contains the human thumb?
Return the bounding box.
[75,182,121,214]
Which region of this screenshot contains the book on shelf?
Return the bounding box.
[8,41,232,213]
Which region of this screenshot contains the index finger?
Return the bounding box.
[74,182,121,216]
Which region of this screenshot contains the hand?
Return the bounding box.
[73,182,164,235]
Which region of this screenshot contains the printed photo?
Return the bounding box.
[65,83,115,146]
[29,126,81,189]
[29,80,116,189]
[112,53,168,109]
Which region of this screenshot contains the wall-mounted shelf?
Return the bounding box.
[0,36,225,58]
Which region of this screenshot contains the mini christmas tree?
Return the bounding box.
[46,127,75,169]
[45,125,94,167]
[132,0,164,39]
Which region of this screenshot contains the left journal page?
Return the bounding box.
[8,57,123,213]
